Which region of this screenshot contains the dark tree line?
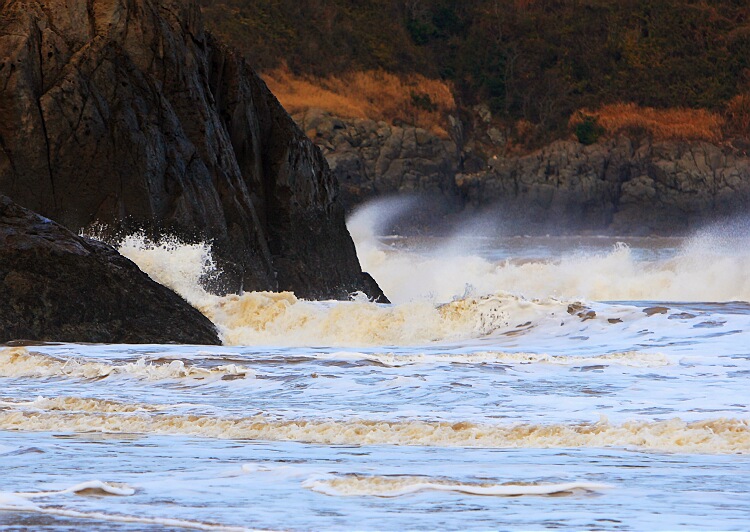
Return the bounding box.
[201,0,750,143]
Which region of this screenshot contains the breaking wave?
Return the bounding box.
[349,200,750,304]
[100,204,750,348]
[1,396,747,453]
[0,348,256,381]
[302,475,611,497]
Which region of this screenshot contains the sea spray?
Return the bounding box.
[348,199,750,303]
[80,209,750,348]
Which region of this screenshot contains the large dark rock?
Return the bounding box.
[0,196,220,344]
[0,0,385,301]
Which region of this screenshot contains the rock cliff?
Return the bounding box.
[458,138,750,234]
[0,0,385,301]
[295,109,460,209]
[298,108,750,234]
[0,195,220,344]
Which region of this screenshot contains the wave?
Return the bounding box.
[99,209,750,348]
[207,291,574,346]
[318,350,671,368]
[0,396,168,413]
[302,474,611,497]
[0,486,245,531]
[114,234,568,346]
[349,200,750,304]
[0,348,256,381]
[1,397,747,453]
[14,480,135,498]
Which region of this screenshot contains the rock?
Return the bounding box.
[643,306,670,316]
[293,106,750,234]
[295,109,460,210]
[457,138,750,234]
[0,0,385,302]
[0,196,220,344]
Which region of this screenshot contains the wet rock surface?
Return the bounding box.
[0,0,384,301]
[0,196,220,344]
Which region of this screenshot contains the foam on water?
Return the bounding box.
[318,350,672,368]
[349,201,750,304]
[0,348,257,381]
[302,475,612,497]
[0,397,747,453]
[101,205,750,349]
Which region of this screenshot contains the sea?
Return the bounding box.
[1,199,749,530]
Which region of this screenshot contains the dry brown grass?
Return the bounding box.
[570,103,725,143]
[263,66,456,138]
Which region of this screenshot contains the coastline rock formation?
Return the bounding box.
[295,109,460,209]
[457,138,750,234]
[0,0,385,301]
[298,109,750,234]
[0,196,220,344]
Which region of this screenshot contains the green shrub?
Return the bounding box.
[575,115,605,145]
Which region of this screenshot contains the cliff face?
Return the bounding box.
[295,109,460,209]
[0,0,385,300]
[458,138,750,234]
[297,108,750,234]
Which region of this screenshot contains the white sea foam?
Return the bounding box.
[317,350,671,368]
[0,348,256,381]
[349,200,750,304]
[116,233,218,307]
[0,398,747,453]
[302,474,612,497]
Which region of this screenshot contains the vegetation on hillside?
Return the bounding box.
[201,0,750,146]
[570,105,726,144]
[264,67,456,138]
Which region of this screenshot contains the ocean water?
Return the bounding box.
[1,203,750,530]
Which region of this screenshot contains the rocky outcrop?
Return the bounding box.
[295,109,460,209]
[0,196,220,344]
[0,0,385,301]
[298,106,750,233]
[457,138,750,234]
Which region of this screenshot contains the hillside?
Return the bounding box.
[200,0,750,146]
